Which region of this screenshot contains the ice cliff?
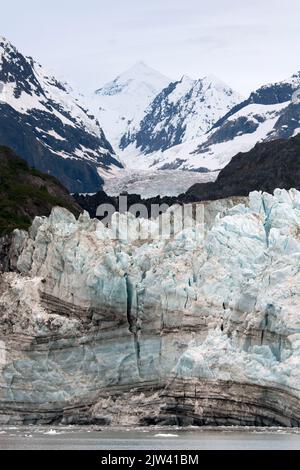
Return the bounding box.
[1,189,300,426]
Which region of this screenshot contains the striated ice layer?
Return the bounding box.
[1,189,300,426]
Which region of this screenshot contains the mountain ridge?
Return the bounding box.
[0,36,122,193]
[122,69,300,173]
[120,74,243,158]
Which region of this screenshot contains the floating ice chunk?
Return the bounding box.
[44,429,57,435]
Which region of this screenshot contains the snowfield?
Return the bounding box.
[103,169,219,198]
[91,61,170,150]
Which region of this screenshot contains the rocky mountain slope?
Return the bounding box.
[120,74,243,168]
[1,189,300,425]
[92,64,242,171]
[135,71,300,172]
[187,133,300,201]
[0,36,123,193]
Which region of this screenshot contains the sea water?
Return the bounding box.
[0,426,300,450]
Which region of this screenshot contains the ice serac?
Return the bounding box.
[0,36,123,192]
[1,190,300,426]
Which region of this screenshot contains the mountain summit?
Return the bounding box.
[188,70,300,171]
[95,61,170,98]
[117,69,300,174]
[119,73,243,169]
[92,62,171,148]
[92,64,243,169]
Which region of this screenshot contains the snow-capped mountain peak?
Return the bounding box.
[188,69,300,170]
[95,61,170,98]
[0,35,14,55]
[91,61,244,168]
[91,62,171,148]
[134,69,300,176]
[179,74,194,84]
[201,74,239,96]
[167,75,195,104]
[119,72,244,165]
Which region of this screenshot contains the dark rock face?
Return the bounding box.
[199,116,259,150]
[249,78,300,105]
[188,134,300,201]
[271,102,300,140]
[0,42,44,98]
[120,81,186,153]
[0,37,122,193]
[0,235,12,272]
[0,105,110,193]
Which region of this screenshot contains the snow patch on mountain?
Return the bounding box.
[91,62,171,149]
[119,71,300,173]
[0,35,122,192]
[120,74,243,162]
[0,36,104,137]
[142,102,288,172]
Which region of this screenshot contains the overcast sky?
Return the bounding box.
[1,0,300,96]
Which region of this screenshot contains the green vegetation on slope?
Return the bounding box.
[0,146,81,235]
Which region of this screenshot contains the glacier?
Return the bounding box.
[103,169,218,198]
[0,189,300,426]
